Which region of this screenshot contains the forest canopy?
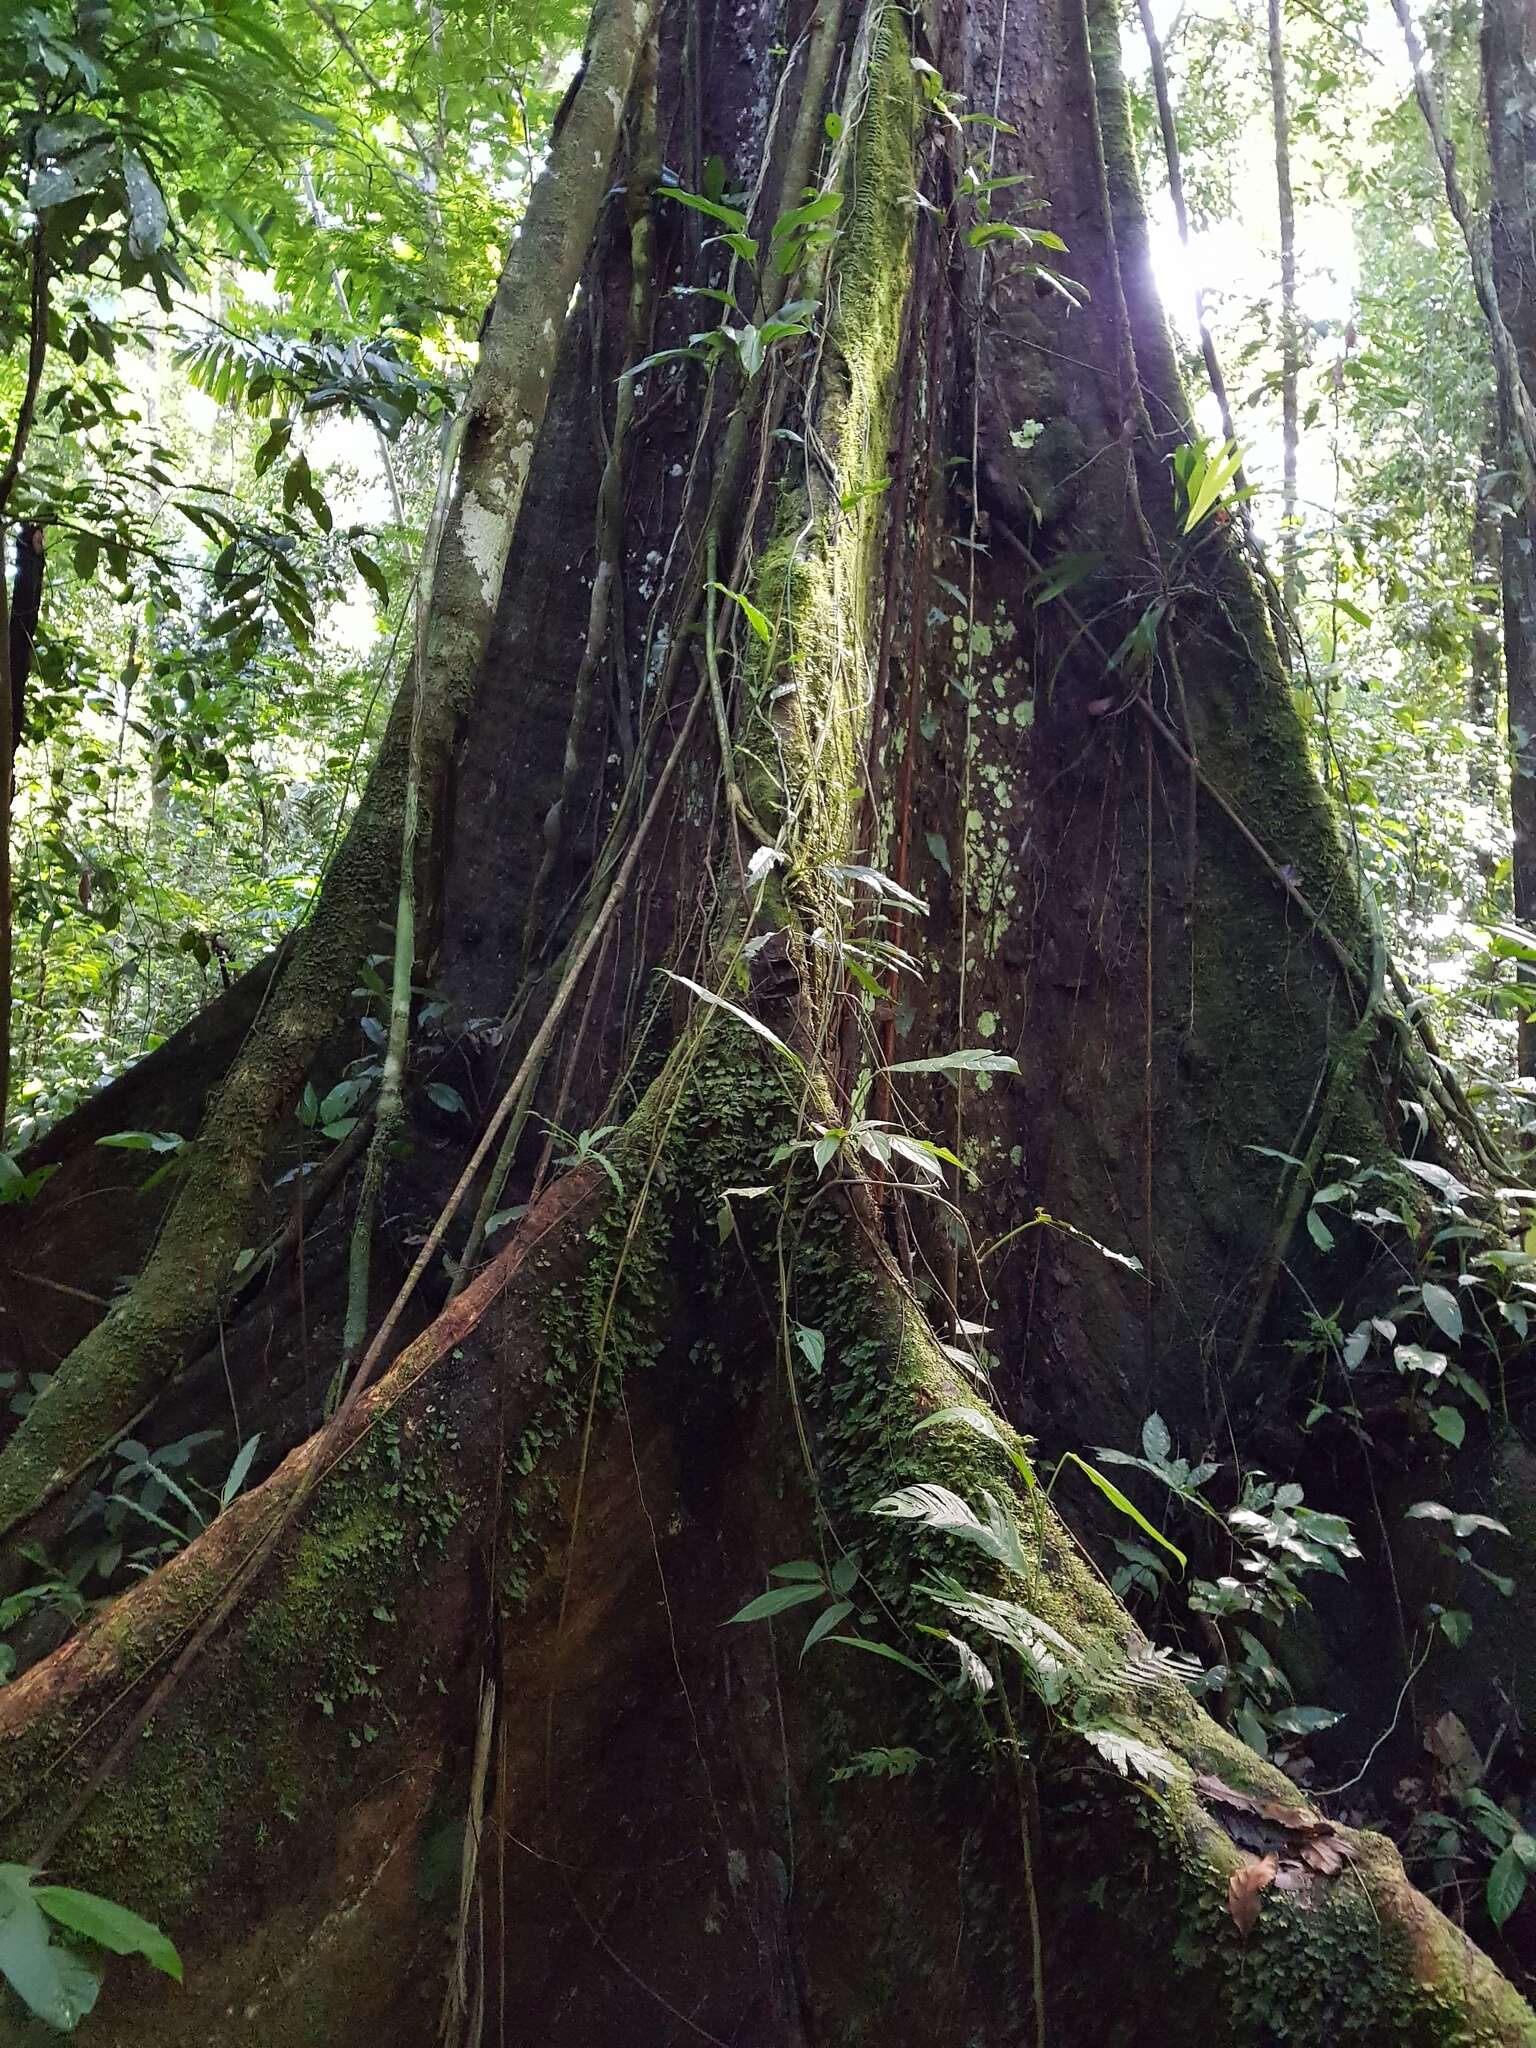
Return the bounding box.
[3,0,1536,2041]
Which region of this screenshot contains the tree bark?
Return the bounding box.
[0,0,1530,2040]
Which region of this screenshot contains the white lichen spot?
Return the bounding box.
[459,487,511,609]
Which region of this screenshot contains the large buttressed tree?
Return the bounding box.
[1,0,1534,2041]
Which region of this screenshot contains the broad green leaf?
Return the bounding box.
[1439,1608,1472,1648]
[658,185,748,232]
[1406,1502,1509,1540]
[33,1886,182,1982]
[0,1866,102,2030]
[793,1326,825,1374]
[1488,1843,1527,1928]
[1268,1705,1343,1734]
[1430,1406,1465,1449]
[1141,1413,1172,1465]
[885,1049,1019,1079]
[1394,1343,1447,1379]
[1421,1282,1463,1343]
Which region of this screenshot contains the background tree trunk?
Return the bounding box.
[1484,0,1536,1076]
[0,0,1530,2041]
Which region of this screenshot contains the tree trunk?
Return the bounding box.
[1484,0,1536,1075]
[1268,0,1300,621]
[0,0,1531,2041]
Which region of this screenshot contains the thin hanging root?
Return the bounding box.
[345,674,711,1407]
[457,914,619,1296]
[441,1673,498,2046]
[339,420,466,1389]
[705,538,775,850]
[453,1059,540,1299]
[522,43,660,964]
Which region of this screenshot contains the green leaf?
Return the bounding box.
[726,1582,825,1625]
[1407,1502,1509,1540]
[885,1049,1020,1079]
[660,971,804,1073]
[1268,1704,1343,1734]
[1421,1282,1463,1344]
[709,581,771,643]
[0,1866,101,2030]
[1030,551,1102,605]
[218,1434,261,1511]
[800,1600,854,1660]
[659,185,748,232]
[793,1326,826,1374]
[1181,437,1245,532]
[1488,1844,1528,1929]
[1056,1453,1186,1570]
[33,1886,182,1983]
[1430,1406,1466,1450]
[824,1636,939,1685]
[95,1129,185,1154]
[426,1082,467,1116]
[729,323,765,378]
[770,192,843,241]
[121,147,170,258]
[350,547,390,604]
[1439,1608,1472,1648]
[1394,1343,1447,1379]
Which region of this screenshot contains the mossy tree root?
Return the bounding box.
[0,1075,1530,2046]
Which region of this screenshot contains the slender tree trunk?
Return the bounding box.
[1484,0,1536,1075]
[1394,0,1536,1073]
[0,1,1529,2041]
[1268,0,1300,619]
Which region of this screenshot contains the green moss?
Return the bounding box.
[0,1411,468,1930]
[742,12,919,889]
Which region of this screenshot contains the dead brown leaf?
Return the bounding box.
[1425,1712,1483,1796]
[1197,1773,1263,1817]
[1227,1853,1278,1937]
[1299,1836,1347,1876]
